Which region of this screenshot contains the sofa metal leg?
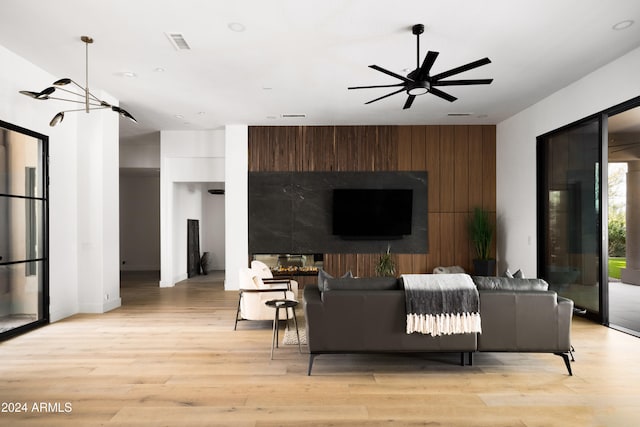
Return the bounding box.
[307,354,317,376]
[554,352,573,376]
[460,352,465,366]
[569,345,575,362]
[468,352,474,366]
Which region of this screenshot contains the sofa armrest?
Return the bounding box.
[478,290,572,352]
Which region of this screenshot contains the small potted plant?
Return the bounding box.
[468,207,496,276]
[375,245,396,277]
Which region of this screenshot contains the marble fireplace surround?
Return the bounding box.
[248,171,428,255]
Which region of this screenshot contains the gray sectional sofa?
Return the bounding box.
[303,274,574,375]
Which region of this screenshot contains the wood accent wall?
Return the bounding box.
[248,125,496,277]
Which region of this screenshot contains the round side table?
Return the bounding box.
[265,299,302,359]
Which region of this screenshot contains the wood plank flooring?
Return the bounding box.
[1,272,640,426]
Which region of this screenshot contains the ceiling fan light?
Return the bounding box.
[50,112,64,127]
[407,81,430,96]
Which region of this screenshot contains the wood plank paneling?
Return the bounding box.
[426,213,441,272]
[468,125,484,210]
[410,126,426,170]
[375,126,397,171]
[482,125,497,212]
[454,212,471,269]
[396,254,413,276]
[439,126,455,212]
[397,126,412,171]
[425,126,440,212]
[302,126,335,171]
[249,124,496,275]
[440,214,456,267]
[454,126,469,212]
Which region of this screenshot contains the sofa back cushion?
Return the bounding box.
[472,276,549,291]
[317,268,353,292]
[324,277,399,291]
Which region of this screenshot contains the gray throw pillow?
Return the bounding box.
[472,276,548,291]
[324,277,398,291]
[317,269,353,292]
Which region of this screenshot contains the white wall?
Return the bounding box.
[119,173,160,271]
[159,130,225,286]
[76,90,121,314]
[0,44,120,321]
[201,183,225,271]
[497,46,640,276]
[224,125,248,291]
[120,132,160,169]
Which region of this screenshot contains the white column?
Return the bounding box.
[76,93,121,312]
[224,125,248,290]
[621,161,640,285]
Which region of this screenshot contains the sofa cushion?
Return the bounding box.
[324,277,399,291]
[472,276,549,291]
[317,268,353,292]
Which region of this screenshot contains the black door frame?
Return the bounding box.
[537,95,640,326]
[0,119,49,341]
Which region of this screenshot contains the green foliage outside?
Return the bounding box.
[608,257,626,280]
[608,212,626,257]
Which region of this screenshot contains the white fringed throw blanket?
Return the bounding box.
[402,274,482,336]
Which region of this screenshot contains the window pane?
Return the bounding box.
[0,261,45,333]
[541,119,601,313]
[0,128,44,198]
[0,197,45,263]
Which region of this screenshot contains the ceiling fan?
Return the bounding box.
[348,24,493,109]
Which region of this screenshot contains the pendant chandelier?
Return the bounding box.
[19,36,137,127]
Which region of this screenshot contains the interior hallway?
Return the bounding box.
[1,272,640,426]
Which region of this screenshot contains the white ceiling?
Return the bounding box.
[1,0,639,143]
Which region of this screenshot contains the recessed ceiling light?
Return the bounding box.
[477,114,488,119]
[262,87,273,90]
[121,71,137,78]
[197,111,206,115]
[612,20,634,30]
[174,114,184,119]
[154,67,165,72]
[228,22,246,32]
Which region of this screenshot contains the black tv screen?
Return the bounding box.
[332,189,413,238]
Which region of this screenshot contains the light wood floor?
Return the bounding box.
[1,272,640,426]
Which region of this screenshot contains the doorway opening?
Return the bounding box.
[608,106,640,336]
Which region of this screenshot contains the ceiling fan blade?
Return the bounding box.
[431,57,491,81]
[369,65,412,83]
[417,51,439,80]
[403,95,416,110]
[348,83,405,90]
[432,78,493,86]
[364,88,406,105]
[429,87,457,102]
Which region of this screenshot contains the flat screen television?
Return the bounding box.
[332,189,413,239]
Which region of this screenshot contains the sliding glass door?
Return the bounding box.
[0,120,48,340]
[538,116,604,319]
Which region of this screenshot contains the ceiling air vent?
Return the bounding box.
[165,33,191,50]
[447,113,473,117]
[281,113,306,118]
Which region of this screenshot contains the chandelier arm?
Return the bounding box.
[47,96,106,107]
[57,106,110,114]
[55,86,87,98]
[85,90,106,104]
